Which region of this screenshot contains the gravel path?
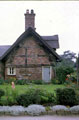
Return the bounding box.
[0,115,79,120]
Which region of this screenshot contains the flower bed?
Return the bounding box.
[0,105,79,116]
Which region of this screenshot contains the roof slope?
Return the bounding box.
[0,27,61,61]
[0,45,11,57]
[42,35,59,49]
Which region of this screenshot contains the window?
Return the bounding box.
[7,67,16,75]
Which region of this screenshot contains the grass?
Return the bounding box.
[0,84,65,95]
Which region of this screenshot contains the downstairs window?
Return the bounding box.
[7,67,16,75]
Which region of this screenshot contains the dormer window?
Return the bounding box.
[7,67,16,75]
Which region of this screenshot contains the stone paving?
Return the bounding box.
[0,115,79,120]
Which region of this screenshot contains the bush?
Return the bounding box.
[69,72,77,83]
[51,105,68,111]
[51,78,59,84]
[0,96,14,106]
[0,89,5,98]
[70,105,79,113]
[15,79,29,85]
[31,80,43,84]
[26,104,46,116]
[5,77,16,84]
[0,78,4,85]
[16,88,41,107]
[0,86,18,106]
[56,66,74,84]
[16,88,56,107]
[56,88,76,106]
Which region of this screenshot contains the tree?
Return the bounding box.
[76,54,79,85]
[57,50,76,68]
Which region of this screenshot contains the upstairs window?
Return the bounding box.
[7,67,16,75]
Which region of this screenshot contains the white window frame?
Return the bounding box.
[7,67,16,75]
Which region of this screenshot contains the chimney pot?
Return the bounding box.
[31,9,34,14]
[26,9,29,14]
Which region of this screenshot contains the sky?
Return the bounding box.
[0,1,79,55]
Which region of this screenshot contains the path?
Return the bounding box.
[0,115,79,120]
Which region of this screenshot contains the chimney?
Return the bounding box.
[24,9,35,30]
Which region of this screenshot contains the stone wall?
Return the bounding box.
[0,61,4,79]
[5,36,56,81]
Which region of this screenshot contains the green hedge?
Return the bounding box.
[16,88,56,107]
[56,88,76,106]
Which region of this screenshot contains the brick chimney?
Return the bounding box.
[24,9,35,30]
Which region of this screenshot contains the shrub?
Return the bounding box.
[0,78,4,85]
[51,78,59,84]
[0,86,18,106]
[5,77,16,84]
[51,105,68,111]
[56,66,74,84]
[70,105,79,113]
[40,92,56,105]
[56,88,76,106]
[31,80,43,84]
[69,72,77,83]
[16,88,56,107]
[16,88,41,107]
[15,79,29,85]
[0,89,5,98]
[0,96,14,106]
[26,104,46,116]
[75,92,79,105]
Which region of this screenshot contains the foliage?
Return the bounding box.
[31,80,43,84]
[16,88,56,107]
[0,78,4,85]
[16,79,43,85]
[0,96,14,106]
[56,66,74,84]
[0,86,18,106]
[76,95,79,105]
[56,88,77,106]
[15,79,29,85]
[51,78,59,84]
[76,54,79,85]
[5,77,16,84]
[0,89,5,98]
[69,72,77,83]
[58,50,76,68]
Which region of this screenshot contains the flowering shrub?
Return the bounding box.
[56,66,74,84]
[26,104,46,115]
[51,105,68,111]
[70,105,79,113]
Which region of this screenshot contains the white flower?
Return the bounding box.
[26,104,46,115]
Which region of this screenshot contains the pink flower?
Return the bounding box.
[11,82,15,89]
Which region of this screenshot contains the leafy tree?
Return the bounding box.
[57,50,76,68]
[76,54,79,85]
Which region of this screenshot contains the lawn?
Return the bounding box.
[0,84,65,95]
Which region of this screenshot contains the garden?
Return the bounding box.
[0,50,79,115]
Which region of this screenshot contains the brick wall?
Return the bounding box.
[5,36,55,81]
